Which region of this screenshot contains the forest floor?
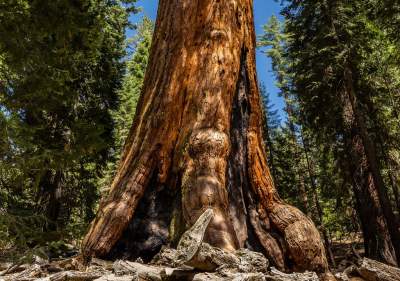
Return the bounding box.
[331,240,364,271]
[0,211,393,281]
[1,237,398,281]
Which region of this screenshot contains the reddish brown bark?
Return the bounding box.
[81,0,329,273]
[342,67,400,266]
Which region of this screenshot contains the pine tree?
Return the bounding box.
[260,84,280,180]
[100,17,154,192]
[259,13,381,267]
[0,0,137,245]
[283,0,400,265]
[259,15,311,217]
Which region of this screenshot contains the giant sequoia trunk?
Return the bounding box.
[81,0,329,273]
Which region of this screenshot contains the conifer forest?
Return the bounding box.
[1,1,400,280]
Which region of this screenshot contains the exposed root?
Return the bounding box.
[267,203,329,272]
[2,212,399,281]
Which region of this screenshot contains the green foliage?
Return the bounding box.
[114,16,153,152]
[0,0,137,255]
[259,14,358,240]
[259,0,400,251]
[99,17,153,192]
[260,84,280,178]
[282,0,400,214]
[259,15,292,99]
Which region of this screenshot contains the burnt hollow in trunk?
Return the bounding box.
[226,50,265,253]
[107,169,176,262]
[81,0,330,274]
[226,51,286,269]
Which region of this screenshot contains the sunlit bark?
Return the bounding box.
[81,0,329,273]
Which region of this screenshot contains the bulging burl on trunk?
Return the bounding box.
[81,0,330,274]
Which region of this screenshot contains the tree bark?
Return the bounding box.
[357,258,400,281]
[37,169,63,231]
[391,170,400,213]
[81,0,329,273]
[341,67,399,266]
[323,1,399,265]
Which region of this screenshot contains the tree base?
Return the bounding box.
[81,0,330,274]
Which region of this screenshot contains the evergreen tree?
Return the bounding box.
[0,0,137,249]
[114,17,154,155]
[100,17,154,192]
[259,14,367,266]
[260,83,280,180]
[259,15,310,216]
[283,0,400,265]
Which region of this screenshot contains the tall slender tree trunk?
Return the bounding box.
[298,175,312,217]
[326,0,399,265]
[37,170,63,231]
[262,109,277,182]
[349,67,400,263]
[342,67,399,266]
[81,0,329,273]
[281,89,312,217]
[391,170,400,213]
[364,92,400,215]
[300,130,336,267]
[377,134,400,215]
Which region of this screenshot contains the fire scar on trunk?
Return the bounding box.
[81,0,330,274]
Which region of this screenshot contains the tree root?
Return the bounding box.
[2,210,400,280]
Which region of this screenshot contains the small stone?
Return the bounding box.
[94,274,134,281]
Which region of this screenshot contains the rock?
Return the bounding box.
[151,247,180,267]
[94,274,134,281]
[0,262,12,271]
[190,272,266,281]
[91,258,114,271]
[265,267,319,281]
[160,267,197,280]
[0,263,27,276]
[48,270,103,281]
[135,258,144,264]
[191,272,224,281]
[336,258,400,281]
[153,209,268,274]
[335,272,351,281]
[33,255,49,265]
[235,249,269,273]
[12,270,104,281]
[113,260,162,281]
[187,242,240,271]
[112,260,200,281]
[319,272,338,281]
[1,264,43,281]
[175,209,214,265]
[229,273,266,281]
[357,258,400,281]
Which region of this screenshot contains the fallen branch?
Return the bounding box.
[357,258,400,281]
[0,261,24,276]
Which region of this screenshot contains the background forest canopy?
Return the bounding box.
[0,0,400,268]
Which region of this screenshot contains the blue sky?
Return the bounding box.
[129,0,285,117]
